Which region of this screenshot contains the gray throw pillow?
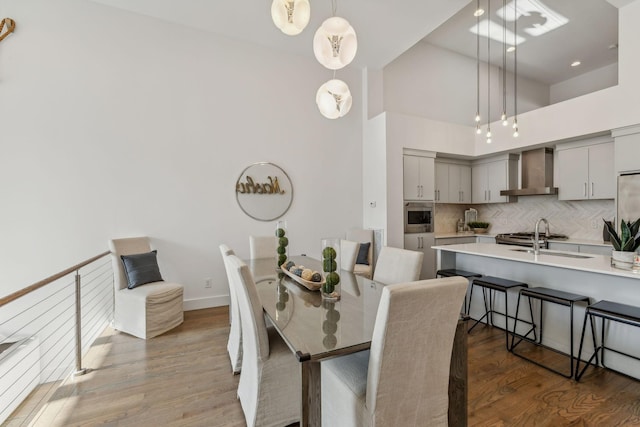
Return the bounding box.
[121,250,164,289]
[356,242,370,265]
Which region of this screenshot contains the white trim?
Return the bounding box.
[184,295,230,311]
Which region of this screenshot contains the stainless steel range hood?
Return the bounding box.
[500,147,558,196]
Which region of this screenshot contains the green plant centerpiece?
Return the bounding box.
[468,221,490,233]
[276,220,288,267]
[603,218,640,269]
[321,239,340,300]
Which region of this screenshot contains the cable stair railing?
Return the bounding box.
[0,251,113,426]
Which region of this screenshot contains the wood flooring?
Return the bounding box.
[7,307,640,426]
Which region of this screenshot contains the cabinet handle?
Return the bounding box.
[488,190,491,201]
[460,191,464,202]
[484,190,487,201]
[417,185,420,198]
[584,182,587,197]
[591,182,594,197]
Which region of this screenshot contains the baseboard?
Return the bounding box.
[184,295,230,311]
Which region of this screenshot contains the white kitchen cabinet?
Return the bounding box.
[556,141,614,201]
[404,233,436,279]
[547,241,612,256]
[613,125,640,174]
[472,155,518,204]
[449,164,472,203]
[434,162,448,203]
[403,155,435,201]
[434,161,471,203]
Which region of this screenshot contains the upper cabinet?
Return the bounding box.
[435,161,471,203]
[613,125,640,174]
[472,155,518,204]
[556,139,614,200]
[403,155,435,200]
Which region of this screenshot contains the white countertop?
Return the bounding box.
[433,242,639,280]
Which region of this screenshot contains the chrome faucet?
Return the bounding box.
[533,218,550,255]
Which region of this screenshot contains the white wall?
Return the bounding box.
[383,42,550,127]
[550,63,618,105]
[362,114,387,234]
[0,0,363,308]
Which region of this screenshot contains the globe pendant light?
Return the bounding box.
[316,79,352,119]
[313,16,357,70]
[271,0,310,36]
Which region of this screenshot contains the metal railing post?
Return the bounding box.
[74,270,88,376]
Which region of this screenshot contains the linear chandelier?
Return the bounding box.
[475,0,520,143]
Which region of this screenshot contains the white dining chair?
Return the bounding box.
[372,246,424,285]
[340,239,360,273]
[227,254,301,427]
[219,244,242,374]
[109,237,184,339]
[249,235,277,259]
[321,276,468,427]
[347,228,374,279]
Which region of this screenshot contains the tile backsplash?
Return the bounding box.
[436,196,615,241]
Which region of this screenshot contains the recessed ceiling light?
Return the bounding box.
[474,8,485,17]
[608,43,618,50]
[507,46,516,52]
[571,61,581,67]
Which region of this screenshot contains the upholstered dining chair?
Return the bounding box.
[346,228,374,279]
[321,276,468,427]
[249,235,277,259]
[340,239,360,273]
[372,246,424,285]
[109,237,183,339]
[219,244,242,374]
[227,254,301,427]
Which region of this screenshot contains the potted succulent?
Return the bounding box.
[603,218,640,269]
[468,221,490,234]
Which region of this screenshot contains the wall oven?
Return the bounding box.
[404,202,433,233]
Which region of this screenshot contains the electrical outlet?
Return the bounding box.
[205,278,212,288]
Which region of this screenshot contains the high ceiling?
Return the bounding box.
[424,0,618,85]
[88,0,470,69]
[89,0,619,85]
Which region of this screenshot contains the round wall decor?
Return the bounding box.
[236,162,293,221]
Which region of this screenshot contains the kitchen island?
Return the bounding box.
[434,243,640,379]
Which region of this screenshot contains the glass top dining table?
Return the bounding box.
[248,255,383,363]
[247,254,468,427]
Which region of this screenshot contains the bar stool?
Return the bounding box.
[576,300,640,381]
[436,269,482,315]
[468,276,528,349]
[510,287,590,378]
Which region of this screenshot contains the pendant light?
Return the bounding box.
[271,0,311,36]
[316,78,352,119]
[501,0,508,127]
[486,0,492,144]
[512,0,519,137]
[475,0,482,135]
[313,0,357,70]
[313,16,357,70]
[314,0,356,119]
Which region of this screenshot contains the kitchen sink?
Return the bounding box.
[509,248,593,259]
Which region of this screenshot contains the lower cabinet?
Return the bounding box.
[547,242,613,256]
[404,233,436,279]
